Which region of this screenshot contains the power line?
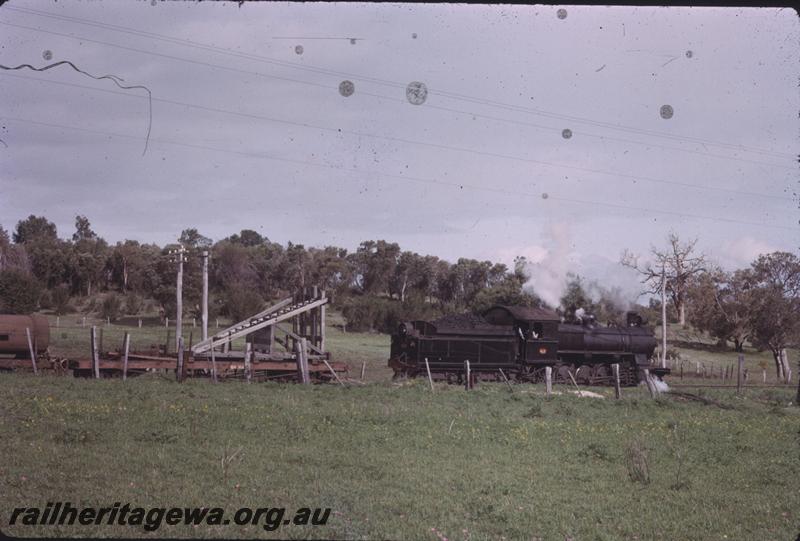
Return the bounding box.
[1,18,795,172]
[3,6,795,162]
[3,70,793,205]
[3,115,796,232]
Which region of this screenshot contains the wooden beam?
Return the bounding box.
[91,325,100,379]
[25,327,38,375]
[322,357,345,386]
[276,324,325,355]
[320,290,327,352]
[192,297,292,352]
[122,332,130,382]
[425,358,434,391]
[193,298,328,354]
[545,366,552,396]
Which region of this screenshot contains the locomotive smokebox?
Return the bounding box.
[626,311,644,327]
[0,314,50,357]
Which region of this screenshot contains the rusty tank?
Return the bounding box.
[0,314,50,357]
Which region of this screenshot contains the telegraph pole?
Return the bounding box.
[660,265,667,369]
[169,244,187,353]
[201,250,209,342]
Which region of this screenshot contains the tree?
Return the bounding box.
[72,215,97,242]
[0,269,41,313]
[13,215,58,244]
[622,233,706,327]
[747,252,800,382]
[687,269,753,351]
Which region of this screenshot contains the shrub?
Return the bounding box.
[624,439,650,484]
[0,269,41,314]
[125,292,144,315]
[51,284,71,315]
[100,293,122,322]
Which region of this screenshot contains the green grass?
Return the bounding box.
[1,374,798,540]
[4,315,797,538]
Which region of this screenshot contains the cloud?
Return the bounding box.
[718,236,780,268]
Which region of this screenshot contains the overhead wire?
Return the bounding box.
[2,115,796,232]
[1,18,794,172]
[2,5,796,162]
[2,70,793,204]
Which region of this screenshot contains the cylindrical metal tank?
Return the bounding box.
[0,314,50,355]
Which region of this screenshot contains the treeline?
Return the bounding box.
[0,215,540,332]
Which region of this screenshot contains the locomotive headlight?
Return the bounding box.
[538,347,548,355]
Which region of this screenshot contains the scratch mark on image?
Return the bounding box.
[661,56,679,67]
[0,60,152,155]
[595,64,606,72]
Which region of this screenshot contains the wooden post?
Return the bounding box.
[201,250,209,342]
[320,290,327,353]
[176,252,183,354]
[660,267,667,369]
[360,361,366,381]
[464,360,471,390]
[695,361,700,376]
[165,329,172,355]
[762,369,767,383]
[56,316,60,328]
[322,358,344,386]
[295,340,309,385]
[106,316,110,327]
[244,342,252,384]
[138,318,142,328]
[737,353,744,394]
[612,363,621,399]
[25,327,38,375]
[680,363,684,379]
[567,369,583,397]
[98,327,104,358]
[643,369,658,398]
[90,325,99,379]
[498,368,513,392]
[425,358,434,391]
[176,336,185,382]
[545,366,552,396]
[166,317,169,328]
[210,346,218,383]
[122,332,130,381]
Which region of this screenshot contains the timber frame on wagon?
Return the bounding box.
[66,288,348,383]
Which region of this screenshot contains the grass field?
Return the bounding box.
[1,315,798,539]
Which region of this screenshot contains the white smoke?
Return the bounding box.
[522,223,573,308]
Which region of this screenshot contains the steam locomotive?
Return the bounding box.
[388,305,667,386]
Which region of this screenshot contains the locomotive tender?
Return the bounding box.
[388,305,667,386]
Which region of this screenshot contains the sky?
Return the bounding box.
[1,2,798,302]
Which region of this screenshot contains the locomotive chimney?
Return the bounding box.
[626,311,643,327]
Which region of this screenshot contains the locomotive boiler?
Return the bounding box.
[0,314,50,358]
[388,305,666,386]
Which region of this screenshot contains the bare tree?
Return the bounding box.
[622,233,706,327]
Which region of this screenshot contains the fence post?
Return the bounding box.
[138,318,142,328]
[176,336,184,383]
[737,353,744,394]
[90,325,99,379]
[425,358,434,391]
[122,332,130,382]
[244,342,252,384]
[612,363,621,399]
[464,360,471,391]
[643,369,658,399]
[25,327,38,375]
[210,345,218,384]
[545,366,552,396]
[360,361,366,381]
